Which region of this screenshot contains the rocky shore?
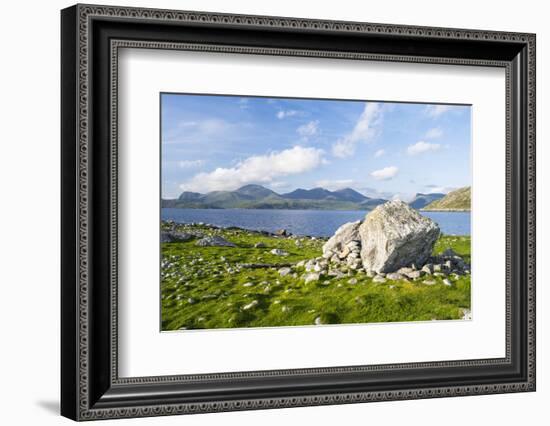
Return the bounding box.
[160,201,472,330]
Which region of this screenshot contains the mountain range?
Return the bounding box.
[161,184,448,211]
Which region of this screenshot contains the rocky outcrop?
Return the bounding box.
[322,220,361,260]
[359,201,440,273]
[161,231,197,243]
[195,235,236,247]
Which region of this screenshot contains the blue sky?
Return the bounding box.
[161,93,471,200]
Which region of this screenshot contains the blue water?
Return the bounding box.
[161,208,470,237]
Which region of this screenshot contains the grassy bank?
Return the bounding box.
[161,223,471,330]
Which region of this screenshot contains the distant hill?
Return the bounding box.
[422,187,471,211]
[162,184,386,210]
[408,193,445,209]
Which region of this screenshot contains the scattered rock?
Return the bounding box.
[359,201,440,273]
[386,272,405,280]
[405,270,424,280]
[373,275,387,283]
[461,308,472,320]
[348,278,358,285]
[276,229,289,236]
[443,278,452,286]
[187,298,196,304]
[195,236,236,247]
[278,267,292,277]
[270,248,289,256]
[254,242,266,248]
[242,300,259,310]
[303,272,320,283]
[422,280,436,286]
[322,220,362,259]
[242,282,254,287]
[161,231,196,243]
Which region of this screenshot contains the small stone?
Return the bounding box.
[461,308,472,320]
[373,275,386,283]
[242,300,259,310]
[422,280,436,286]
[254,242,266,248]
[242,282,254,287]
[386,272,404,280]
[281,305,291,313]
[187,298,196,304]
[397,267,414,275]
[443,279,452,286]
[405,270,424,280]
[278,267,292,277]
[421,264,433,275]
[303,272,320,283]
[348,278,358,285]
[270,248,289,256]
[314,316,324,325]
[195,236,236,247]
[275,229,289,236]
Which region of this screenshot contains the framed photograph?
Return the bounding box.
[61,4,536,421]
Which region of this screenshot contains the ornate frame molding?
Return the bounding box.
[61,4,536,421]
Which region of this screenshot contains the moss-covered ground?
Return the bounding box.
[161,223,471,331]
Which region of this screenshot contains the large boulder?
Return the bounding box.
[359,201,440,273]
[322,220,361,259]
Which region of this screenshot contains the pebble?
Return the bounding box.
[242,282,254,287]
[373,275,386,283]
[242,300,259,310]
[348,278,358,285]
[443,279,453,286]
[278,267,292,277]
[303,272,320,283]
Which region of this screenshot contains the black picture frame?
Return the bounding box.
[61,4,536,421]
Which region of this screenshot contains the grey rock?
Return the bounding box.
[421,264,433,275]
[386,272,405,280]
[303,272,320,283]
[373,275,387,283]
[161,231,195,243]
[461,308,472,320]
[322,220,362,259]
[405,270,424,280]
[275,229,289,236]
[359,201,440,273]
[254,242,266,248]
[314,316,324,325]
[348,278,358,285]
[443,278,453,286]
[195,236,236,247]
[242,282,254,287]
[278,267,292,277]
[422,280,436,286]
[270,248,289,256]
[242,300,259,310]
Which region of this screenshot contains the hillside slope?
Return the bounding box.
[422,187,471,211]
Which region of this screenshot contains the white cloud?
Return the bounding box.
[407,141,441,156]
[297,120,319,138]
[370,166,398,181]
[277,110,299,119]
[425,127,443,139]
[314,179,356,190]
[391,193,416,202]
[425,185,456,194]
[332,103,382,158]
[425,105,451,117]
[180,146,325,192]
[374,149,385,158]
[178,159,204,169]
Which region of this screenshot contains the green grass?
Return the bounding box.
[160,224,471,330]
